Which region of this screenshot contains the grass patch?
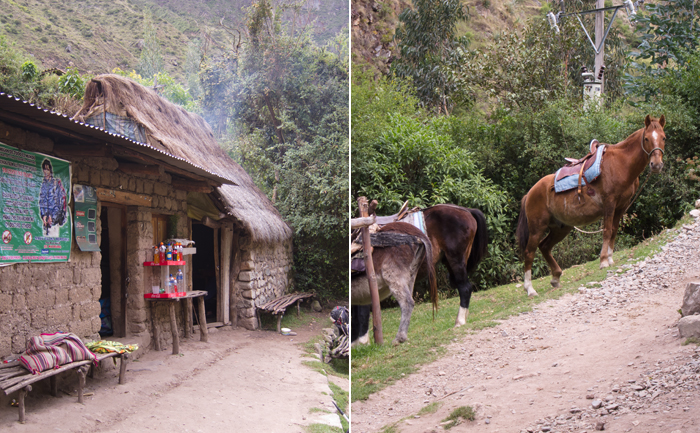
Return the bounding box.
[309,407,332,414]
[351,216,690,401]
[417,401,442,415]
[441,406,475,429]
[682,336,700,346]
[304,424,343,433]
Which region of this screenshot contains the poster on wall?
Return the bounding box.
[73,184,99,252]
[0,141,72,263]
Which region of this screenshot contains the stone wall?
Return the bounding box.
[234,236,293,330]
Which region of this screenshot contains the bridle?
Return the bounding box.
[641,128,665,159]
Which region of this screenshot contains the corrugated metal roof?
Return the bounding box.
[0,93,235,185]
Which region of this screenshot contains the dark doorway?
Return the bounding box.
[192,223,218,323]
[99,205,127,337]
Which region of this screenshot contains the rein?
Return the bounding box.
[574,129,658,235]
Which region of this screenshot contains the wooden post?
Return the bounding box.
[358,197,383,345]
[151,304,161,351]
[18,385,31,423]
[595,0,605,92]
[197,296,209,342]
[169,302,179,355]
[214,228,221,322]
[77,365,89,404]
[119,353,129,385]
[220,223,233,325]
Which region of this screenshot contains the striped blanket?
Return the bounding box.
[19,332,97,375]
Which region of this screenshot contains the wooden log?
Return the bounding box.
[117,162,162,176]
[151,303,162,351]
[96,188,152,207]
[185,298,193,339]
[0,360,21,369]
[18,385,31,423]
[359,196,383,345]
[169,302,179,355]
[350,215,376,230]
[171,179,212,193]
[77,365,88,404]
[276,314,283,333]
[197,296,209,343]
[220,223,232,325]
[4,360,92,395]
[119,353,129,385]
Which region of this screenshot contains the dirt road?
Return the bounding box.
[352,219,700,433]
[0,312,347,432]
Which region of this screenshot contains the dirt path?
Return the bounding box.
[0,311,347,432]
[352,219,700,433]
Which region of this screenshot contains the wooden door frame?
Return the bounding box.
[101,203,127,337]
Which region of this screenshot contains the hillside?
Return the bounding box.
[352,0,545,74]
[0,0,348,79]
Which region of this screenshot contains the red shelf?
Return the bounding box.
[144,292,186,299]
[143,261,186,266]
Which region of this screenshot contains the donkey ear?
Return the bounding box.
[659,115,666,128]
[645,114,652,127]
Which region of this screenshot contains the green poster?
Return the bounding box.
[0,141,72,263]
[73,184,99,252]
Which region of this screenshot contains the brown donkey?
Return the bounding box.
[516,115,666,297]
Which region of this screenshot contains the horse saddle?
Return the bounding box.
[554,140,606,194]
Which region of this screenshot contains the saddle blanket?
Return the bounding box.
[20,332,97,374]
[554,144,606,193]
[399,210,427,234]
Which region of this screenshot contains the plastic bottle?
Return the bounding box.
[176,269,183,292]
[168,274,175,294]
[159,242,166,262]
[176,243,181,261]
[153,246,159,264]
[166,243,172,261]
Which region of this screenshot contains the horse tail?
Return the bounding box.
[516,195,529,256]
[418,232,439,315]
[466,208,489,273]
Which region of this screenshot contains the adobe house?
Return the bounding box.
[0,74,293,359]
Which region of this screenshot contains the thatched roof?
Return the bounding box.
[74,74,292,243]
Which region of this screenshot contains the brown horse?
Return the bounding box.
[516,115,666,297]
[352,205,488,345]
[351,222,438,344]
[423,205,488,326]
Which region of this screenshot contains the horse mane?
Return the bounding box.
[380,222,439,312]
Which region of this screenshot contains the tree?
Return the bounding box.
[137,10,164,79]
[391,0,471,114]
[202,0,349,300]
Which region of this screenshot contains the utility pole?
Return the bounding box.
[594,0,605,93]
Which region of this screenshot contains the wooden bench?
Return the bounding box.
[0,351,130,423]
[257,292,315,332]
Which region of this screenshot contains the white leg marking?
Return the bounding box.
[608,246,614,265]
[455,307,469,327]
[352,332,369,346]
[524,270,538,297]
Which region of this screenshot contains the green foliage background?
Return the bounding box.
[352,0,700,296]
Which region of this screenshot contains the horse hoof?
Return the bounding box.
[550,280,560,288]
[392,338,406,346]
[527,290,538,297]
[599,261,610,269]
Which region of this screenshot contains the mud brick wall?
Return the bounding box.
[234,238,293,330]
[0,250,103,357]
[0,119,190,358]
